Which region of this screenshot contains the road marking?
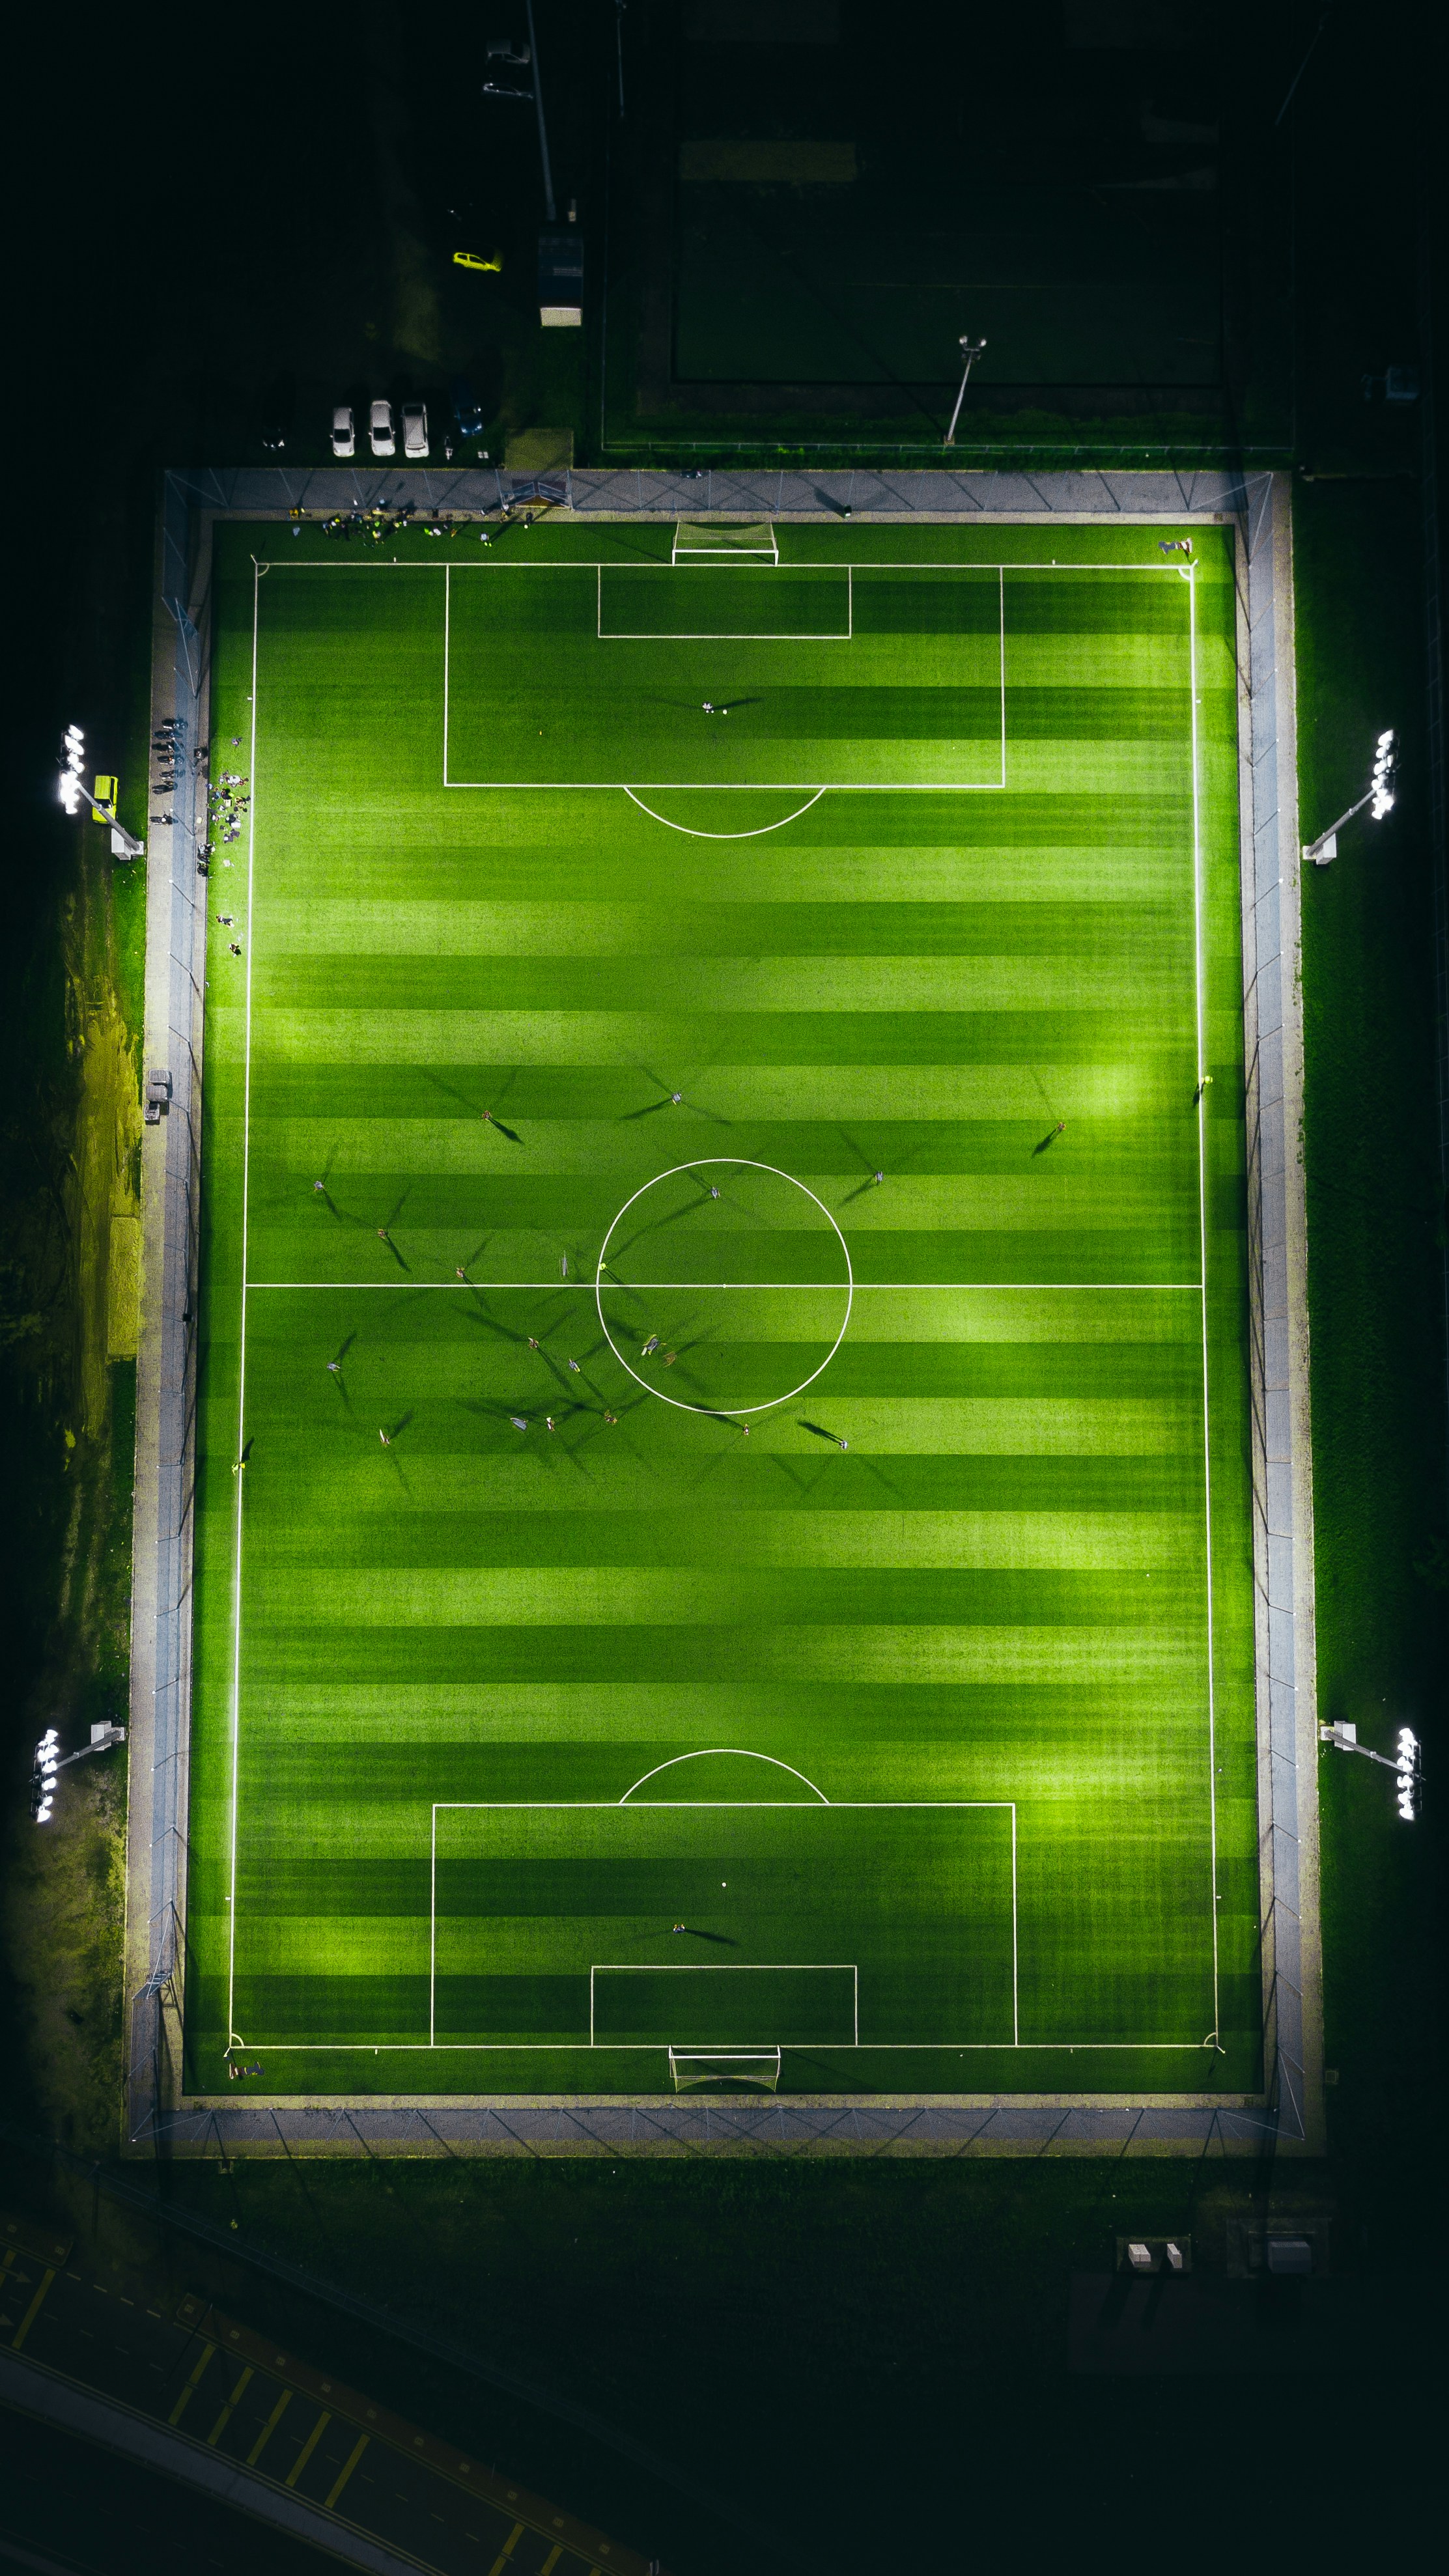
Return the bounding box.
[247,2385,292,2466]
[168,2339,216,2425]
[324,2433,369,2510]
[489,2523,526,2576]
[10,2268,56,2354]
[286,2409,331,2489]
[207,2363,253,2445]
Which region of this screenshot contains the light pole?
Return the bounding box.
[1319,1720,1421,1821]
[57,723,144,858]
[1302,728,1398,864]
[31,1722,127,1824]
[524,0,557,221]
[944,335,988,447]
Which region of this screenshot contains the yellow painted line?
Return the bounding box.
[285,2408,331,2490]
[324,2432,369,2512]
[12,2270,57,2356]
[207,2363,253,2446]
[539,2550,563,2575]
[488,2523,526,2576]
[167,2338,216,2426]
[247,2385,292,2467]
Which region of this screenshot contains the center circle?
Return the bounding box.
[595,1159,853,1417]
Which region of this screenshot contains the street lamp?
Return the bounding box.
[1302,729,1398,864]
[944,335,988,447]
[1319,1718,1421,1819]
[57,723,144,858]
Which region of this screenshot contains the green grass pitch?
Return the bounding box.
[186,516,1259,2098]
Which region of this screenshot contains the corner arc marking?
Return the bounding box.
[619,1749,830,1803]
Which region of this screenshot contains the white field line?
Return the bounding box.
[442,561,451,786]
[619,785,830,836]
[442,556,1016,792]
[429,1802,438,2047]
[226,563,264,2043]
[999,566,1007,789]
[1011,1802,1019,2047]
[442,783,1007,792]
[244,2040,1220,2051]
[264,559,1195,572]
[244,1279,1207,1292]
[1187,565,1220,2035]
[222,553,1227,2070]
[429,1800,1017,2053]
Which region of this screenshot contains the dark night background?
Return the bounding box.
[1,1,1442,2564]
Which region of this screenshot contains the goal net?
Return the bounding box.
[672,518,780,564]
[669,2048,782,2093]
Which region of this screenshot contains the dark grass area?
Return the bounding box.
[1295,479,1445,2183]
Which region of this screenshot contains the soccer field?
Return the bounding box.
[186,514,1258,2099]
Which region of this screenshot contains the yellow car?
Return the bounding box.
[453,249,503,273]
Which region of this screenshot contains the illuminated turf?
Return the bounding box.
[187,517,1257,2097]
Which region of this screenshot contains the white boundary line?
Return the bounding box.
[225,563,264,2048]
[1187,565,1221,2034]
[243,1280,1207,1294]
[219,553,1224,2080]
[428,1799,1017,2055]
[589,1963,860,2048]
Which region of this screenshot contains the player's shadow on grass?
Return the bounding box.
[460,1296,537,1349]
[378,1411,415,1495]
[619,1067,733,1128]
[424,1068,525,1142]
[676,1925,739,1947]
[798,1419,847,1448]
[1032,1125,1065,1155]
[327,1332,357,1407]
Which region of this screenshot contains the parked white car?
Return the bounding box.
[369,399,396,458]
[330,404,355,459]
[402,402,429,460]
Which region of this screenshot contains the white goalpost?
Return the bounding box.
[669,2047,783,2093]
[671,518,780,565]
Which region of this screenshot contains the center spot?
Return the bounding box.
[595,1160,853,1416]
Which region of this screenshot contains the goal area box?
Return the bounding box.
[430,1801,1016,2054]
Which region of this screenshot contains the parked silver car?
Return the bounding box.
[369,399,395,458]
[402,402,429,460]
[331,404,355,459]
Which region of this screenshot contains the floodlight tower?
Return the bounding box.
[57,723,145,858]
[31,1720,128,1825]
[1302,729,1398,864]
[944,335,988,447]
[1319,1719,1422,1819]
